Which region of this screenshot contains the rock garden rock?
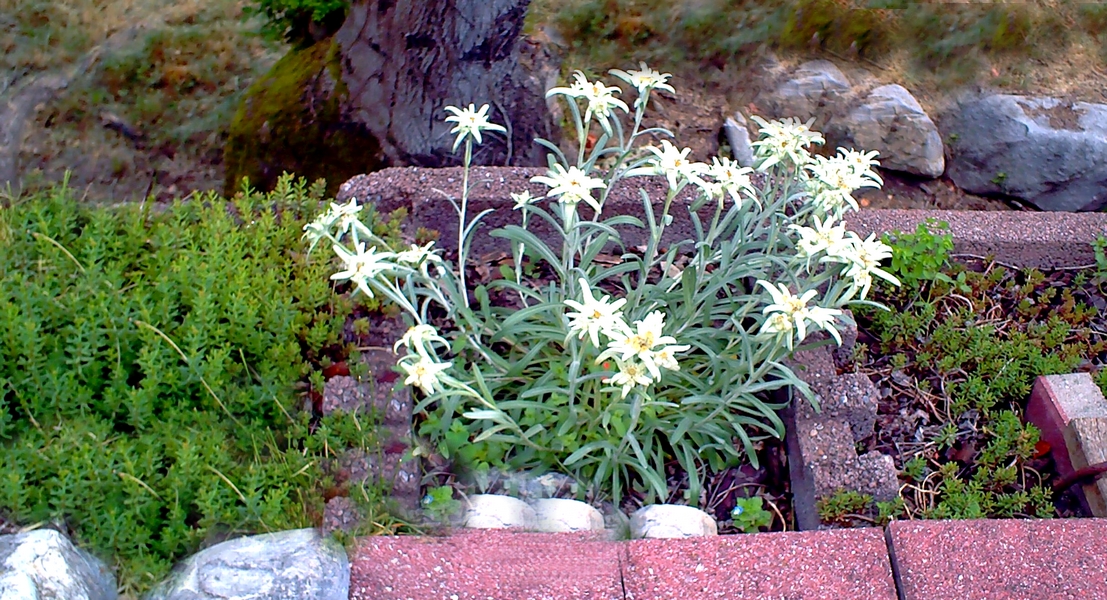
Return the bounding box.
[629,505,718,539]
[146,528,348,600]
[837,84,945,178]
[474,469,578,500]
[945,94,1107,211]
[722,112,756,167]
[0,529,117,600]
[751,60,944,179]
[531,499,605,533]
[461,495,539,530]
[757,60,852,128]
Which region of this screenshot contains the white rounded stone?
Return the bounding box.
[145,528,348,600]
[0,529,117,600]
[462,494,538,529]
[629,504,718,539]
[530,499,604,533]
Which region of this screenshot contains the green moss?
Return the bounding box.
[223,38,384,198]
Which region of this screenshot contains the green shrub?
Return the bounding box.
[247,0,349,46]
[881,219,955,292]
[0,176,396,595]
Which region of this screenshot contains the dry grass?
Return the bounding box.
[530,0,1107,108]
[3,0,283,202]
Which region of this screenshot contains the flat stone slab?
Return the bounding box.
[888,519,1107,600]
[623,528,896,599]
[350,531,624,600]
[845,209,1107,269]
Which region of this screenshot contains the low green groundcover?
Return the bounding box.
[0,176,396,595]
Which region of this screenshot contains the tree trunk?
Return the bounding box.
[335,0,558,168]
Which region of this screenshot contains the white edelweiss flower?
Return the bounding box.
[706,156,756,205]
[393,241,443,277]
[757,280,841,346]
[750,116,824,171]
[805,153,880,214]
[579,74,629,132]
[844,269,874,303]
[758,312,796,349]
[653,344,683,372]
[531,164,606,213]
[511,190,537,211]
[564,278,629,348]
[331,242,396,298]
[395,241,443,267]
[630,141,707,191]
[805,304,843,346]
[604,359,653,399]
[399,355,453,395]
[393,323,448,356]
[609,62,674,109]
[839,234,900,298]
[598,310,688,380]
[444,103,507,151]
[547,72,628,132]
[837,148,883,186]
[329,199,363,235]
[546,71,591,99]
[791,215,850,262]
[303,203,340,249]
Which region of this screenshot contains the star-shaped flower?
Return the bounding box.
[564,278,628,347]
[444,103,506,151]
[531,164,606,213]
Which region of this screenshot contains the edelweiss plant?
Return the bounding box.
[304,64,899,504]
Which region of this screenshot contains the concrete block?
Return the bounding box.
[1025,372,1107,516]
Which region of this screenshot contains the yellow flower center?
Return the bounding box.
[784,297,806,314]
[630,333,655,353]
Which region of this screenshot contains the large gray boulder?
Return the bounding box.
[0,529,117,600]
[757,60,852,125]
[838,84,945,178]
[752,60,944,178]
[145,529,348,600]
[946,94,1107,211]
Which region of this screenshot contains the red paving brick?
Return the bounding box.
[622,528,896,600]
[349,530,624,600]
[888,519,1107,600]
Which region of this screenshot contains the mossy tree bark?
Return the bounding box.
[335,0,556,167]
